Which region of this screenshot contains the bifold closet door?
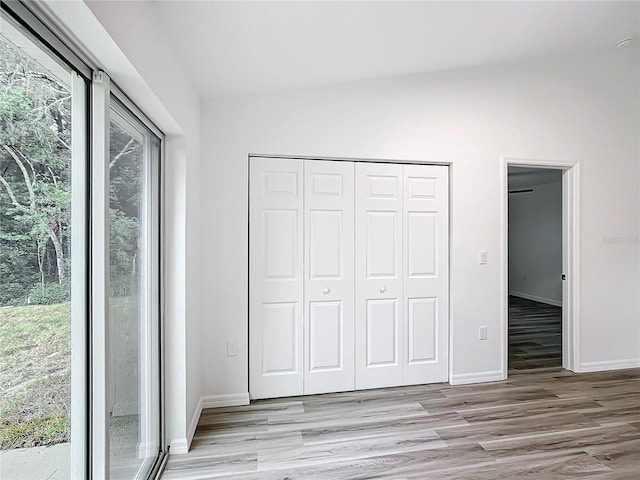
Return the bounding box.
[250,158,449,399]
[304,160,355,394]
[355,163,404,389]
[356,163,449,389]
[402,164,449,385]
[249,158,304,399]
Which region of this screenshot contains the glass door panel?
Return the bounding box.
[0,10,86,480]
[108,103,160,479]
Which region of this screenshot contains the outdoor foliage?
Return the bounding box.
[0,36,143,448]
[0,38,143,306]
[0,38,71,305]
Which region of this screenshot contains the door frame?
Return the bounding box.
[500,157,581,377]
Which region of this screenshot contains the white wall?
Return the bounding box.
[509,180,563,306]
[45,0,203,452]
[201,47,640,397]
[84,0,204,451]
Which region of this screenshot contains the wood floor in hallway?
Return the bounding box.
[162,368,640,479]
[508,295,562,371]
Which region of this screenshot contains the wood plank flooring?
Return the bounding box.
[162,368,640,479]
[509,296,562,371]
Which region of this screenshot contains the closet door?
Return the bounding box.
[403,165,449,384]
[355,163,404,389]
[304,160,355,394]
[249,158,304,399]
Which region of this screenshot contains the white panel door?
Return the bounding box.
[304,160,355,394]
[355,162,404,389]
[249,158,304,399]
[403,165,449,384]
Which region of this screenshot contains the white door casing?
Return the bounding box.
[355,162,404,389]
[249,158,304,399]
[304,160,355,394]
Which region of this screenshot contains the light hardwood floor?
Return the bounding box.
[162,367,640,479]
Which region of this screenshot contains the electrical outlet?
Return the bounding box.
[226,341,238,357]
[479,326,488,340]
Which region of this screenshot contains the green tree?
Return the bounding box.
[1,38,143,305]
[109,121,142,297]
[0,39,71,301]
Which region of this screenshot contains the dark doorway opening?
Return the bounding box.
[507,167,563,372]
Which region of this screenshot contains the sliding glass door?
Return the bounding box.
[0,3,165,479]
[108,101,161,480]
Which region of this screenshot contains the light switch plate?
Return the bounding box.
[479,326,488,340]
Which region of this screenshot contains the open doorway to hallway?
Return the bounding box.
[507,167,563,371]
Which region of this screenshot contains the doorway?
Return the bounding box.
[501,158,581,377]
[508,167,562,371]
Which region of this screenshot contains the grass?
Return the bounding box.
[0,303,70,449]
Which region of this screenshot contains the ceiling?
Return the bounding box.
[153,1,639,99]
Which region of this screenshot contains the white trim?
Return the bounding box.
[447,162,455,392]
[508,291,563,308]
[201,393,251,409]
[185,397,203,451]
[563,164,581,372]
[499,158,509,381]
[578,359,640,373]
[181,393,250,453]
[69,70,87,480]
[168,439,189,455]
[450,370,505,385]
[501,156,581,377]
[249,153,452,167]
[90,70,111,479]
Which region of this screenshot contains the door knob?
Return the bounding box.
[380,286,387,293]
[323,288,330,295]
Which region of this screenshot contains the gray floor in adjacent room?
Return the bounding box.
[508,295,562,371]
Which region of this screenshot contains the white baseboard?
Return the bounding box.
[201,393,250,409]
[169,397,204,455]
[450,370,506,385]
[174,393,250,454]
[186,396,204,451]
[578,359,640,373]
[509,291,562,307]
[169,438,189,455]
